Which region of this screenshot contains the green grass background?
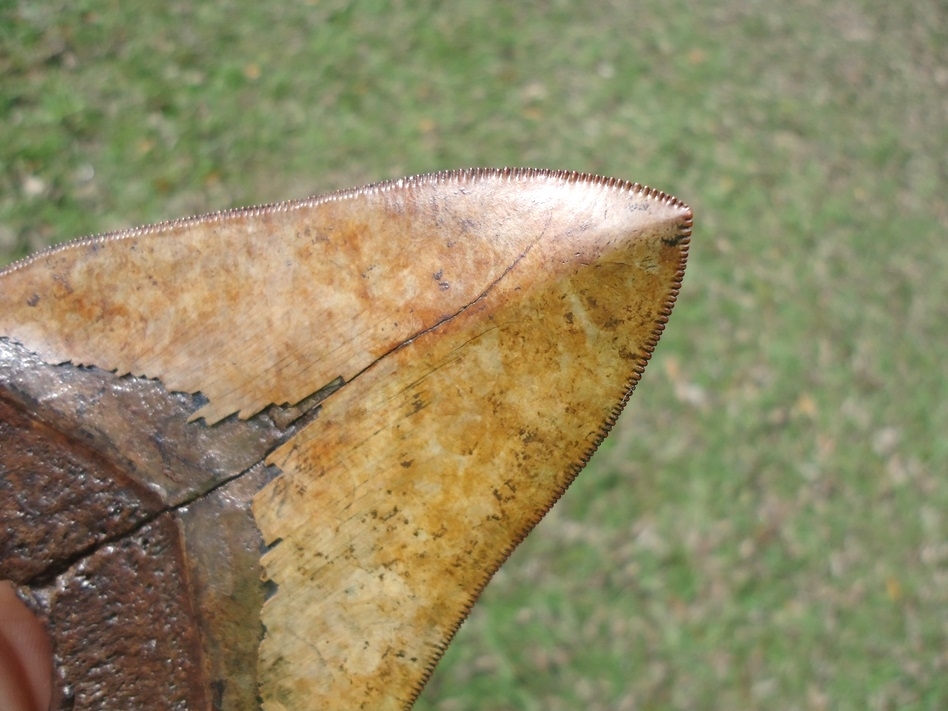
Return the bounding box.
[2,1,946,708]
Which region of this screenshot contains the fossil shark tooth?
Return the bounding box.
[0,168,691,710]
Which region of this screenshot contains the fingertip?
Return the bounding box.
[0,581,55,711]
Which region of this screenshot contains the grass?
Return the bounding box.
[2,0,947,708]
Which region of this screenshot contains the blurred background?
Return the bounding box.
[2,1,946,708]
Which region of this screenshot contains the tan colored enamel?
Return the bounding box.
[252,173,690,710]
[0,171,573,423]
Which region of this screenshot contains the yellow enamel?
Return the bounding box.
[252,171,690,709]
